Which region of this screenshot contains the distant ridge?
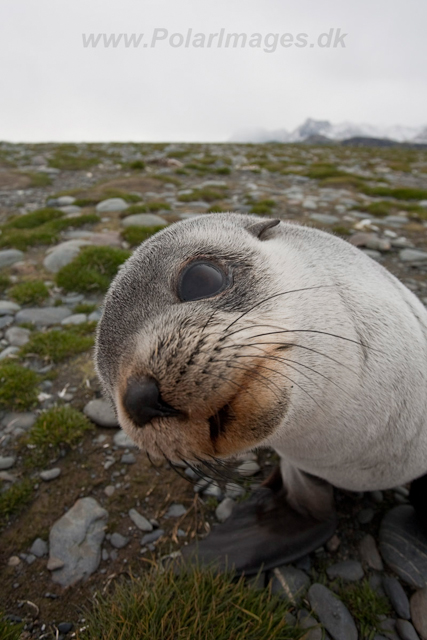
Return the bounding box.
[230,118,427,145]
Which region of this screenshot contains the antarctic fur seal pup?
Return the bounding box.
[95,213,427,573]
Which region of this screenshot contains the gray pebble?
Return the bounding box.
[141,529,164,545]
[129,509,153,532]
[297,609,322,640]
[113,430,137,448]
[225,482,245,499]
[96,198,129,213]
[0,346,19,360]
[308,583,358,640]
[0,316,14,330]
[382,576,410,620]
[0,456,16,470]
[0,301,20,316]
[215,498,235,523]
[164,503,187,518]
[358,507,375,524]
[395,619,420,640]
[410,588,427,640]
[61,313,87,325]
[110,533,130,549]
[5,327,30,347]
[84,399,119,428]
[121,453,136,464]
[0,249,24,269]
[326,560,364,582]
[121,213,167,227]
[270,566,311,605]
[40,468,61,481]
[359,534,384,570]
[203,482,222,499]
[237,460,260,476]
[15,307,71,327]
[30,538,48,558]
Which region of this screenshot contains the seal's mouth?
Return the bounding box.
[208,403,234,442]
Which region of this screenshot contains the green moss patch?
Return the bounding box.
[4,208,63,230]
[26,172,53,188]
[49,151,99,171]
[122,201,171,217]
[20,324,95,363]
[128,160,145,170]
[0,362,39,411]
[121,225,164,247]
[78,565,303,640]
[0,272,11,293]
[361,186,427,200]
[338,580,391,639]
[73,302,97,314]
[8,280,49,305]
[178,187,228,203]
[102,190,142,203]
[0,479,34,528]
[25,405,93,462]
[56,246,131,293]
[250,199,276,215]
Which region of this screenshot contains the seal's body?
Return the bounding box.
[96,213,427,570]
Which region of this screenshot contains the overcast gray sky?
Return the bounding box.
[1,0,426,142]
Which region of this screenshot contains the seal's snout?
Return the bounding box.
[123,376,179,428]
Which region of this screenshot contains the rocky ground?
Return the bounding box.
[0,141,427,639]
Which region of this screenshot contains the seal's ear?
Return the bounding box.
[247,218,280,240]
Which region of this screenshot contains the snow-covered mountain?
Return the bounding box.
[230,118,426,144]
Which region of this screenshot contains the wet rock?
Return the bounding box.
[129,508,153,532]
[96,198,128,213]
[395,619,421,640]
[410,588,427,640]
[270,566,311,604]
[326,560,364,582]
[40,468,61,481]
[83,399,119,428]
[360,534,384,570]
[382,576,410,620]
[215,497,234,522]
[5,327,30,347]
[308,583,358,640]
[30,538,48,558]
[15,306,71,326]
[0,250,24,269]
[110,533,129,549]
[121,213,168,227]
[43,240,90,273]
[379,506,427,588]
[48,497,108,587]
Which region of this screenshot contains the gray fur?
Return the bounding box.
[95,213,427,502]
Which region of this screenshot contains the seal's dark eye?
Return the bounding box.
[178,261,228,302]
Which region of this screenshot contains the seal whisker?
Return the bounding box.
[247,328,378,352]
[214,361,285,402]
[224,285,336,332]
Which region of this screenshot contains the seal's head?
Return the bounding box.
[95,213,291,464]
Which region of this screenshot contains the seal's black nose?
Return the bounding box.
[123,377,179,427]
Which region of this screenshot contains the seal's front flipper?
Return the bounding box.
[181,486,337,575]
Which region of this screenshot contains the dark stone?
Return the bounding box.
[308,583,358,640]
[395,619,421,640]
[379,506,427,588]
[270,565,311,604]
[57,622,73,634]
[141,529,164,545]
[382,576,410,620]
[326,560,364,582]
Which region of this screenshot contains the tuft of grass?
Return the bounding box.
[0,211,100,250]
[338,580,391,640]
[0,272,11,292]
[122,201,171,216]
[332,225,351,236]
[361,186,427,200]
[73,302,97,314]
[250,199,276,215]
[0,362,39,411]
[49,152,99,171]
[56,246,131,293]
[24,405,93,463]
[78,564,304,640]
[26,172,53,188]
[20,325,95,363]
[74,198,100,207]
[152,174,181,186]
[215,167,231,175]
[0,479,34,528]
[128,160,145,170]
[121,225,164,247]
[8,280,49,305]
[305,163,347,180]
[178,187,227,203]
[3,208,63,230]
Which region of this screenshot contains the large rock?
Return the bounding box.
[43,240,90,273]
[121,213,168,228]
[48,497,108,587]
[0,301,20,316]
[0,250,24,269]
[96,198,128,213]
[270,566,311,604]
[411,588,427,640]
[308,583,358,640]
[83,399,119,428]
[379,506,427,588]
[5,327,30,347]
[399,249,427,263]
[15,306,71,326]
